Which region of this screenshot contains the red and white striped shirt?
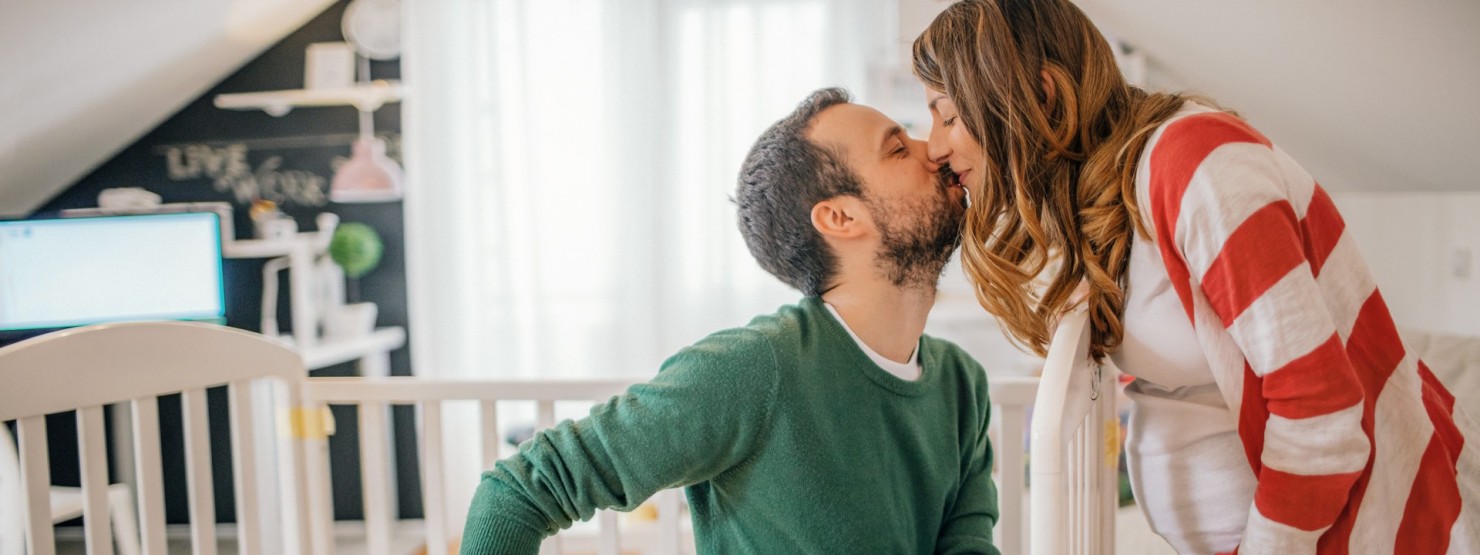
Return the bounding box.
[1114,103,1480,554]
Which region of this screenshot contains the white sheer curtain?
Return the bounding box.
[404,0,891,382]
[404,0,893,529]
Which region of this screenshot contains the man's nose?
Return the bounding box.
[911,137,941,171]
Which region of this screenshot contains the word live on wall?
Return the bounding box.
[161,143,329,207]
[153,133,402,208]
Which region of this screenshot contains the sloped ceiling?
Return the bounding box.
[0,0,336,218]
[3,1,1477,220]
[1073,0,1480,193]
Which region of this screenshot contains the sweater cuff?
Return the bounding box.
[459,517,545,555]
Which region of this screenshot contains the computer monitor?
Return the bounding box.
[0,212,226,338]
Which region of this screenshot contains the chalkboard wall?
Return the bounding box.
[33,1,422,523]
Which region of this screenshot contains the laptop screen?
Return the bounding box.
[0,212,226,333]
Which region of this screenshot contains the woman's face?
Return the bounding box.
[923,87,986,200]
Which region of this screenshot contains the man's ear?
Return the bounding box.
[811,197,869,240]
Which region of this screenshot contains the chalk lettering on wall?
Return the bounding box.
[216,155,329,206]
[155,134,400,209]
[159,142,328,207]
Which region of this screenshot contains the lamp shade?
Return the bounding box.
[331,137,403,203]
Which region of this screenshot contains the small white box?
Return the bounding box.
[305,42,357,89]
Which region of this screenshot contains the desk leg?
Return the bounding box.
[358,351,400,524]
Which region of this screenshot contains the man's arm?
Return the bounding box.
[936,361,1002,555]
[458,328,780,554]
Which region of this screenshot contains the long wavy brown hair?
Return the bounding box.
[913,0,1204,360]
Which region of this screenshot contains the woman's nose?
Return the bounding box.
[926,126,950,165]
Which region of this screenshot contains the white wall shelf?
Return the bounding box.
[213,80,402,117]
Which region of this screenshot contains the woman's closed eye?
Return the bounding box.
[942,115,958,127]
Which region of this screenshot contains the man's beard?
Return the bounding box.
[866,170,965,290]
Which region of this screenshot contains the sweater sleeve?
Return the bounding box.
[935,356,1002,555]
[1144,113,1370,553]
[458,328,780,554]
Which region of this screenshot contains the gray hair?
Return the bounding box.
[734,87,862,296]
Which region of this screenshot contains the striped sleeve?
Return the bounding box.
[1145,112,1371,552]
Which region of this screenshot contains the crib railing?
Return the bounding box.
[1030,308,1117,555]
[291,367,1101,553]
[293,375,1061,555]
[298,378,680,555]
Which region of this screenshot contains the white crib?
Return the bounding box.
[291,304,1112,555]
[0,316,1114,555]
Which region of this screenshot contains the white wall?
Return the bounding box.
[1332,192,1480,338]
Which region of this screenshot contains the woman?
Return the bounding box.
[911,1,1478,553]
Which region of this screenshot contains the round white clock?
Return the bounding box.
[342,0,402,61]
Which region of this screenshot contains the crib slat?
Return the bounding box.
[132,397,168,555]
[78,405,116,555]
[420,401,449,555]
[19,416,56,555]
[597,511,619,555]
[300,403,336,555]
[480,400,499,470]
[596,381,620,555]
[360,401,393,555]
[536,400,555,430]
[996,403,1025,555]
[1097,373,1118,554]
[1068,424,1079,555]
[534,400,561,554]
[657,489,681,555]
[181,388,217,555]
[1087,417,1098,554]
[276,383,313,555]
[1077,420,1089,555]
[228,382,261,555]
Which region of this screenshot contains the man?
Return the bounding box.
[460,88,998,554]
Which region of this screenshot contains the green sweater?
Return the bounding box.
[460,297,1000,554]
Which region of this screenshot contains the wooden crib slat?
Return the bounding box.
[419,401,449,555]
[300,402,336,555]
[594,395,619,555]
[657,489,681,555]
[78,405,116,555]
[1087,419,1098,554]
[19,416,56,555]
[359,401,392,555]
[536,400,555,430]
[480,400,499,470]
[1094,370,1117,554]
[996,403,1026,555]
[182,387,218,555]
[228,382,261,555]
[534,400,561,555]
[1069,424,1079,554]
[597,511,619,555]
[132,397,168,555]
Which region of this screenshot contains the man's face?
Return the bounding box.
[808,103,968,288]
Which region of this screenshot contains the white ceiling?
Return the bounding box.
[2,1,1476,219]
[0,0,335,218]
[899,0,1480,194]
[1070,0,1480,193]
